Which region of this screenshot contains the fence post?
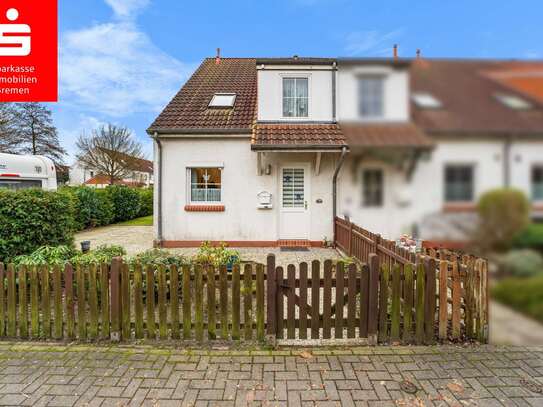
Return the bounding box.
[347,220,353,256]
[266,254,277,344]
[367,254,379,345]
[110,257,122,342]
[424,257,436,344]
[373,234,381,260]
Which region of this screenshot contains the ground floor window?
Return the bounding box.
[362,169,383,207]
[533,166,543,201]
[189,167,222,203]
[445,164,474,202]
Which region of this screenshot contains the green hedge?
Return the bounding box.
[106,185,141,222]
[492,275,543,324]
[0,189,76,262]
[513,223,543,251]
[68,187,114,229]
[137,188,153,217]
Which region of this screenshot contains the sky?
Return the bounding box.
[54,0,543,162]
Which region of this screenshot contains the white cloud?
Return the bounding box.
[344,29,404,57]
[60,20,192,118]
[104,0,150,18]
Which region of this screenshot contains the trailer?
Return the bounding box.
[0,153,57,191]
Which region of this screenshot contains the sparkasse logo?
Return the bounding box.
[0,1,57,102]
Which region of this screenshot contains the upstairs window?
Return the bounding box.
[283,78,308,117]
[209,93,236,108]
[445,165,474,202]
[532,166,543,201]
[358,76,384,118]
[362,169,384,207]
[190,168,222,203]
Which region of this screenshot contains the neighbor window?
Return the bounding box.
[358,76,384,118]
[445,165,474,202]
[190,168,222,203]
[362,169,384,207]
[532,166,543,201]
[283,77,308,117]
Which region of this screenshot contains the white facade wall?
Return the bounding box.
[510,141,543,203]
[157,136,338,242]
[337,65,409,122]
[257,67,334,122]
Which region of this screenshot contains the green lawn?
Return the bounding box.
[117,215,153,226]
[492,275,543,323]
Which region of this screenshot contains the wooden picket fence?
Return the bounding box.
[334,216,489,343]
[0,237,489,344]
[0,260,266,342]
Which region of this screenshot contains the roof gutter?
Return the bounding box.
[251,144,347,151]
[152,132,163,247]
[332,146,349,244]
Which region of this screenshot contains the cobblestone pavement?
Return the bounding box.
[0,343,542,406]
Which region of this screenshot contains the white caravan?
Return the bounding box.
[0,153,57,191]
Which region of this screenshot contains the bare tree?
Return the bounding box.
[76,124,144,185]
[0,103,19,153]
[11,102,66,164]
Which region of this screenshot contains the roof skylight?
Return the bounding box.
[495,93,532,110]
[411,92,442,109]
[209,93,236,108]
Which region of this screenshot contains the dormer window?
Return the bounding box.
[283,77,308,117]
[495,93,532,110]
[358,76,384,118]
[412,92,442,109]
[209,93,236,108]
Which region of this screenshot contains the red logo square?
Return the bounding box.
[0,1,58,102]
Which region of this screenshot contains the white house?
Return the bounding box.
[148,55,543,248]
[69,151,154,188]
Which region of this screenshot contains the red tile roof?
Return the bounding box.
[410,59,543,135]
[148,58,257,133]
[341,122,434,148]
[252,123,346,150]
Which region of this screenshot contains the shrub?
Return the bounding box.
[137,188,153,218]
[0,189,76,262]
[497,249,543,278]
[106,185,141,222]
[194,242,240,267]
[513,223,543,251]
[14,245,76,266]
[71,244,126,265]
[492,275,543,324]
[476,189,530,252]
[130,249,187,268]
[68,187,114,229]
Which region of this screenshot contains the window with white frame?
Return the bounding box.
[532,166,543,201]
[358,76,384,118]
[189,168,222,203]
[362,169,384,207]
[444,165,474,202]
[283,77,308,117]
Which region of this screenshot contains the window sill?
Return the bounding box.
[184,204,225,212]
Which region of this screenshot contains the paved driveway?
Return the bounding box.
[0,342,542,407]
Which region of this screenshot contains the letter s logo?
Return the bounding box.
[0,8,31,57]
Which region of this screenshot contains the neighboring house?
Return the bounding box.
[148,55,543,247]
[69,152,154,188]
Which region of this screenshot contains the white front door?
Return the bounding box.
[279,165,310,240]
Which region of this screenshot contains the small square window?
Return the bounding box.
[209,93,236,108]
[445,165,474,202]
[532,166,543,201]
[190,168,222,203]
[362,169,384,207]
